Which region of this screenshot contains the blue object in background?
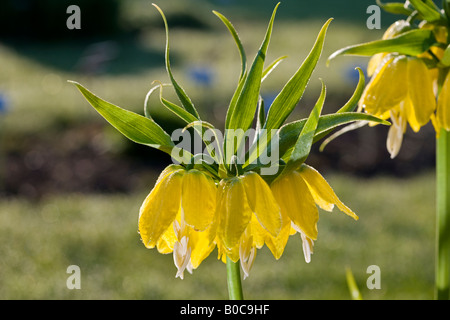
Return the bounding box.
[0,93,9,114]
[187,66,214,87]
[345,64,369,84]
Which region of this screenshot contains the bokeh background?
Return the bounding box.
[0,0,438,299]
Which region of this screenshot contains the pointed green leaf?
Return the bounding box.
[376,0,414,16]
[224,2,279,165]
[440,44,450,66]
[283,81,326,173]
[328,28,437,62]
[444,0,450,20]
[226,2,279,132]
[312,68,366,144]
[262,55,287,82]
[278,112,390,159]
[409,0,443,22]
[337,67,365,113]
[153,4,200,119]
[243,19,331,168]
[70,81,175,154]
[213,10,247,81]
[264,18,332,131]
[160,96,199,124]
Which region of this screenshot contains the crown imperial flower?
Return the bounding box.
[71,3,388,294]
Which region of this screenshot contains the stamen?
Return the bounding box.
[386,110,406,159]
[173,236,191,279]
[239,233,256,279]
[300,232,314,263]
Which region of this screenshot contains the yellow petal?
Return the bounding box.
[189,227,216,269]
[361,55,407,116]
[367,53,387,77]
[181,169,217,231]
[156,222,178,254]
[138,169,184,248]
[437,72,450,131]
[298,164,358,220]
[271,172,319,240]
[155,164,184,185]
[263,222,291,260]
[242,172,282,237]
[216,177,252,250]
[406,57,436,129]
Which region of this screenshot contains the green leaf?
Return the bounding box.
[337,67,366,113]
[312,68,366,144]
[440,44,450,66]
[213,10,247,81]
[278,113,390,159]
[214,10,248,130]
[153,4,200,119]
[69,81,176,155]
[226,3,279,132]
[262,55,287,82]
[444,0,450,20]
[264,18,333,131]
[224,2,279,163]
[328,28,437,62]
[243,18,331,169]
[283,80,326,173]
[376,0,414,16]
[409,0,443,22]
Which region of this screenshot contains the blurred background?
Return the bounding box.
[0,0,438,299]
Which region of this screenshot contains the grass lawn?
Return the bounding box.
[0,172,435,300]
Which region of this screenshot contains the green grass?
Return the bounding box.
[0,172,435,299]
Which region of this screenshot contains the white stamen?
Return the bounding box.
[239,234,256,280]
[386,110,406,159]
[173,236,191,279]
[300,232,314,264]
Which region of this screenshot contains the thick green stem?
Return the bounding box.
[226,257,244,300]
[436,129,450,300]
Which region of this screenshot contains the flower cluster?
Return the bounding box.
[138,162,358,279]
[330,0,450,158]
[72,3,387,279]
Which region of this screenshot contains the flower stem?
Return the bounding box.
[226,257,244,300]
[436,129,450,300]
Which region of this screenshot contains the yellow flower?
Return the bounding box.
[360,54,436,158]
[214,172,282,278]
[138,165,217,278]
[367,20,411,77]
[271,164,358,263]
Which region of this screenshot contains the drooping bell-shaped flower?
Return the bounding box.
[138,165,217,277]
[214,172,282,276]
[360,55,436,158]
[271,164,358,262]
